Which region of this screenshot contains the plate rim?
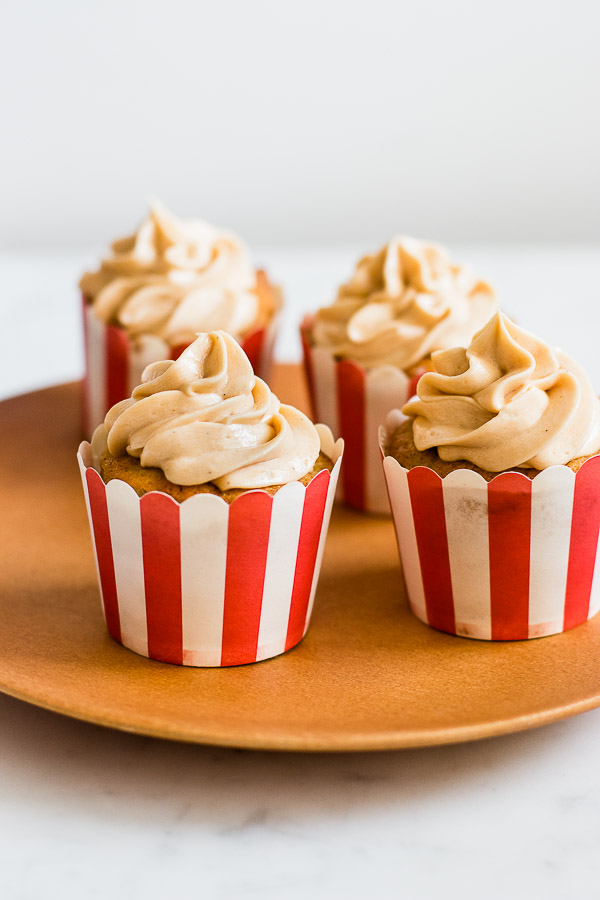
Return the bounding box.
[2,674,600,751]
[4,378,600,753]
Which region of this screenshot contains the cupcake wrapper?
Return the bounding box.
[77,428,343,667]
[82,295,279,437]
[380,413,600,640]
[301,317,420,514]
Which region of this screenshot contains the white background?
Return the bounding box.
[1,0,599,250]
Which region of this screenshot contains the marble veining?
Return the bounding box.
[1,692,600,899]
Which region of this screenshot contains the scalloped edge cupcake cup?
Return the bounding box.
[77,427,343,667]
[380,409,600,641]
[300,316,426,516]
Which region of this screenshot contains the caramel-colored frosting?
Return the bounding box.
[80,203,260,345]
[312,236,496,369]
[100,331,320,488]
[403,313,600,471]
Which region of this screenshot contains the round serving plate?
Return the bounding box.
[3,369,600,752]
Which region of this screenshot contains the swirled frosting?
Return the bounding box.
[402,313,600,471]
[101,331,320,488]
[312,236,496,369]
[80,203,263,345]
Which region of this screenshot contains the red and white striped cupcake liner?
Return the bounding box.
[82,295,279,438]
[381,411,600,640]
[77,428,343,667]
[301,317,423,514]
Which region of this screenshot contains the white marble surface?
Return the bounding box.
[2,246,600,899]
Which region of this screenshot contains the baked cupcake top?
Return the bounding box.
[94,331,320,489]
[312,236,495,370]
[80,203,265,345]
[402,312,600,472]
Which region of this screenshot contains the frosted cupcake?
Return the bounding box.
[81,202,282,436]
[78,331,343,667]
[301,236,495,513]
[381,313,600,640]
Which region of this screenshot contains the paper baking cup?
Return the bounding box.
[77,428,343,667]
[82,295,279,437]
[301,317,423,514]
[380,412,600,640]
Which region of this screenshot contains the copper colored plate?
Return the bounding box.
[3,368,600,751]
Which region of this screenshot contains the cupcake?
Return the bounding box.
[381,312,600,640]
[301,236,495,513]
[78,331,343,667]
[81,202,282,436]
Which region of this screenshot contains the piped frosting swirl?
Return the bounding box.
[100,331,320,489]
[312,236,496,369]
[80,203,261,345]
[402,313,600,471]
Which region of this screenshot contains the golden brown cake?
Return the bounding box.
[387,419,594,481]
[100,450,333,503]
